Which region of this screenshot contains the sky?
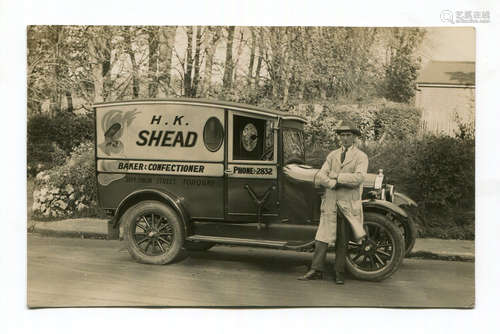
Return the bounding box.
[421,27,476,64]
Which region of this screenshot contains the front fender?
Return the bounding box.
[112,188,190,234]
[392,191,418,208]
[362,199,408,219]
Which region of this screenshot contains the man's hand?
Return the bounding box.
[329,172,338,180]
[328,179,337,189]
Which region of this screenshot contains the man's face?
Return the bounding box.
[338,132,355,147]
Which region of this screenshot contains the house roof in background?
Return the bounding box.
[417,61,475,86]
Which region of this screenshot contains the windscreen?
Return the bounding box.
[283,128,305,164]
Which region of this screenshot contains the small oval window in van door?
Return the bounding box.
[203,117,224,152]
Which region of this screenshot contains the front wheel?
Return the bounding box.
[122,200,185,265]
[345,212,405,281]
[398,205,419,257]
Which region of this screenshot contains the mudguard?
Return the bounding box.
[112,188,190,234]
[392,191,418,207]
[362,199,408,219]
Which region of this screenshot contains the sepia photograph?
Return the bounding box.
[26,25,475,308]
[4,1,500,333]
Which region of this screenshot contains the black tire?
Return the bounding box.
[345,212,405,282]
[183,240,216,251]
[122,200,185,265]
[397,207,418,257]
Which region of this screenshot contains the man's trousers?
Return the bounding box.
[311,212,347,273]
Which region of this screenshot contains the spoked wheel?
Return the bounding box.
[123,201,185,264]
[345,212,405,281]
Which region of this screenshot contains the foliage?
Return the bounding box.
[361,133,475,240]
[32,142,103,219]
[300,99,421,167]
[27,26,426,114]
[27,112,94,175]
[304,110,474,240]
[382,28,425,103]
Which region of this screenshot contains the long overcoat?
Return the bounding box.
[314,145,369,244]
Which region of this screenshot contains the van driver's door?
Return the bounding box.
[225,111,279,223]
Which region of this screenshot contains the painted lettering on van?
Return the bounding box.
[136,130,198,147]
[149,114,187,126]
[136,114,197,147]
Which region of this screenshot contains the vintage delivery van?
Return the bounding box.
[94,99,411,281]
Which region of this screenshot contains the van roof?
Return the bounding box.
[93,98,306,123]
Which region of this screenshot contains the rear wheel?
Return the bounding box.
[345,212,405,281]
[123,201,185,265]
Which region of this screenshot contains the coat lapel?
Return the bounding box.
[341,146,356,166]
[332,148,342,165]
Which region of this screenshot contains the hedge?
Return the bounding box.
[27,112,94,175]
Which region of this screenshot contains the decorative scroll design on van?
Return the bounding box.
[98,109,139,156]
[97,174,126,186]
[97,159,224,177]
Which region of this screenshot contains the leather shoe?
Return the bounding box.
[298,269,323,280]
[334,272,345,285]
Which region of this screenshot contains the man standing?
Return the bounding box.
[298,120,368,284]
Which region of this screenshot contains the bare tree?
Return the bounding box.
[192,26,203,97]
[222,26,235,96]
[147,26,160,98]
[158,26,177,97]
[123,26,141,98]
[254,27,265,89]
[87,26,108,103]
[247,27,256,87]
[200,26,221,97]
[183,26,194,97]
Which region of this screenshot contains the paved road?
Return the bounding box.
[27,235,474,308]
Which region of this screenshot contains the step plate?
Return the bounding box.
[186,235,287,248]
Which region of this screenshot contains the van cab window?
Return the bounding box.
[232,115,274,161]
[283,128,305,163]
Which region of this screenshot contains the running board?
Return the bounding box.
[186,235,288,248]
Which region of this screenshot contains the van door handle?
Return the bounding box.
[224,169,234,175]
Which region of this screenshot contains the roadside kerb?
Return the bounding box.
[27,218,475,262]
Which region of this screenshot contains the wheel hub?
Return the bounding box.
[362,239,377,255]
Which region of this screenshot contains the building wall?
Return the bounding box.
[416,85,475,135]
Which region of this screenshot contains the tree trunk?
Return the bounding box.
[222,26,235,96]
[65,91,73,113]
[254,27,264,89]
[148,27,160,98]
[158,26,176,97]
[88,28,104,103]
[191,26,203,97]
[184,26,194,97]
[124,27,140,98]
[201,27,221,97]
[247,28,256,87]
[232,28,244,85]
[269,27,281,100]
[50,26,62,115]
[101,26,112,101]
